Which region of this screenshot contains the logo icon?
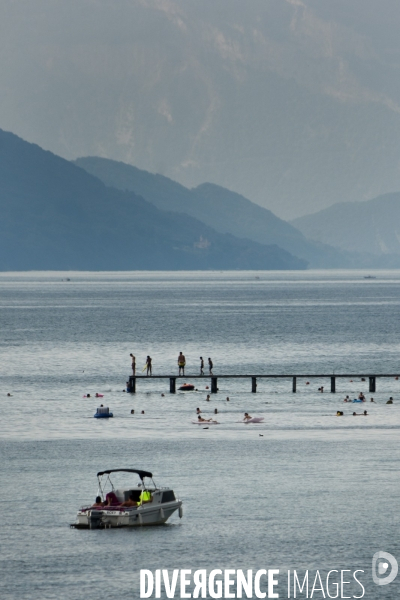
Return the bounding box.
[372,551,398,585]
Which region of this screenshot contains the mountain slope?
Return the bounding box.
[4,1,400,218]
[292,194,400,256]
[74,156,353,268]
[0,129,306,271]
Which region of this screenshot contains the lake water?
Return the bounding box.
[1,270,400,599]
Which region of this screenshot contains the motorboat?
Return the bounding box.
[72,468,182,529]
[94,406,113,418]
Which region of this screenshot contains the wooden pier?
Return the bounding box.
[126,374,398,394]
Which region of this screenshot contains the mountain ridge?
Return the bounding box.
[0,129,306,271]
[74,156,354,268]
[292,193,400,257]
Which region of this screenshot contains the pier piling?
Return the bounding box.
[211,377,218,394]
[292,376,297,393]
[170,377,176,394]
[331,377,336,393]
[369,376,376,393]
[252,377,257,393]
[128,376,136,393]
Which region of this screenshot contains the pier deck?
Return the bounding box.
[126,374,399,393]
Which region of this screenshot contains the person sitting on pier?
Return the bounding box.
[120,494,138,507]
[178,352,186,376]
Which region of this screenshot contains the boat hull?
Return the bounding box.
[72,500,182,529]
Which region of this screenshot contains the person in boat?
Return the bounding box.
[208,358,213,374]
[200,357,204,375]
[243,413,252,421]
[105,492,121,506]
[146,355,152,376]
[130,353,136,374]
[120,494,138,507]
[138,489,153,505]
[198,415,213,422]
[178,352,186,376]
[91,496,104,508]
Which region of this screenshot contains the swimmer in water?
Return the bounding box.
[196,407,201,414]
[206,394,210,401]
[198,415,213,422]
[370,397,375,402]
[343,395,350,402]
[243,412,252,421]
[387,397,394,404]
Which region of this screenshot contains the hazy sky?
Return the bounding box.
[2,0,400,219]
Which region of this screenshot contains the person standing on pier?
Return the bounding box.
[130,354,136,375]
[200,357,204,375]
[146,355,152,376]
[208,357,213,374]
[178,352,186,376]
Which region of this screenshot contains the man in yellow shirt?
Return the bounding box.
[138,489,153,505]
